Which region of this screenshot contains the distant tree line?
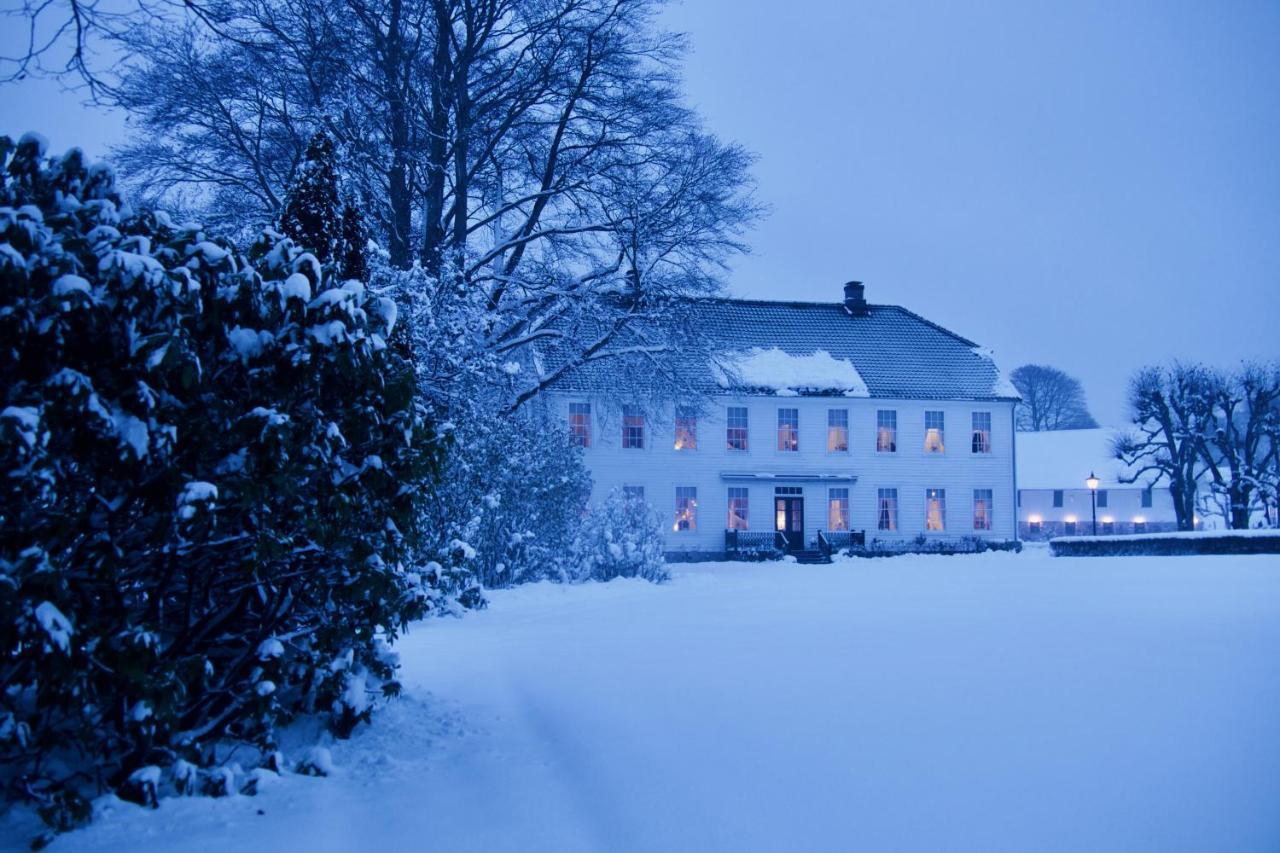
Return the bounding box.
[1009,364,1099,432]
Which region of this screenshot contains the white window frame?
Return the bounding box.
[876,409,898,453]
[568,402,592,448]
[924,411,945,454]
[777,407,799,453]
[726,406,749,452]
[925,487,946,531]
[972,488,993,531]
[727,487,749,531]
[674,406,698,452]
[674,486,697,532]
[971,411,992,454]
[828,487,850,531]
[827,408,849,454]
[877,487,899,531]
[622,405,645,450]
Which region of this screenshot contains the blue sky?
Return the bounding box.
[4,0,1278,424]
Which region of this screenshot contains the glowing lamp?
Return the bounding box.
[1085,472,1100,491]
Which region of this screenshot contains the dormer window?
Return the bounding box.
[568,402,591,448]
[622,405,645,449]
[777,408,799,452]
[674,406,698,451]
[827,409,848,452]
[924,411,945,454]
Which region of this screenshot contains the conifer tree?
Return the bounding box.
[278,130,343,265]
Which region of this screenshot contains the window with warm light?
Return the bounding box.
[877,488,899,531]
[622,405,645,449]
[726,406,749,451]
[876,410,897,453]
[925,487,946,531]
[923,411,945,453]
[828,488,850,531]
[727,487,749,530]
[674,486,697,531]
[568,402,591,448]
[972,489,992,531]
[777,408,799,452]
[674,406,697,451]
[827,409,848,452]
[971,412,991,454]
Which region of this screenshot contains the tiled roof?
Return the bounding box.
[541,297,1017,401]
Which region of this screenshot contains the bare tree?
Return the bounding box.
[1196,362,1280,529]
[1114,363,1218,530]
[1009,364,1098,431]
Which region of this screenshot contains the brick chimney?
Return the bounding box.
[843,280,868,315]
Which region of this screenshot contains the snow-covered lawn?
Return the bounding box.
[22,548,1280,852]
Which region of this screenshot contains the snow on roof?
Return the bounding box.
[712,347,870,397]
[1016,428,1159,490]
[542,298,1019,400]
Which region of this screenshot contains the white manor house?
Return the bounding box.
[546,282,1021,559]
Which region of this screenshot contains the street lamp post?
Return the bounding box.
[1086,472,1100,536]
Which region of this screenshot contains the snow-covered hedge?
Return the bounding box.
[570,490,669,583]
[1050,530,1280,557]
[0,134,458,832]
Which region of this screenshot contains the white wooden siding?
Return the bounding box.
[554,393,1018,554]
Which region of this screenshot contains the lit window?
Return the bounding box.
[622,405,645,449]
[726,406,749,451]
[1052,490,1064,508]
[877,488,899,531]
[727,487,749,531]
[674,486,697,531]
[973,489,992,531]
[971,412,991,454]
[924,411,945,453]
[828,488,850,531]
[876,410,897,453]
[777,408,799,452]
[568,402,591,448]
[827,409,849,453]
[1097,490,1108,508]
[674,406,698,451]
[1141,488,1153,508]
[925,487,946,531]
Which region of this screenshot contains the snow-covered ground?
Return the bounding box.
[17,548,1280,852]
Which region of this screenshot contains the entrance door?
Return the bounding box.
[775,496,805,552]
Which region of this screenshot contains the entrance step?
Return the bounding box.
[791,550,833,565]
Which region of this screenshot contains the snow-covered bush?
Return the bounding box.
[420,405,592,587]
[570,490,669,583]
[0,134,462,830]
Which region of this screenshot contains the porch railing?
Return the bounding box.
[725,529,786,557]
[817,529,866,557]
